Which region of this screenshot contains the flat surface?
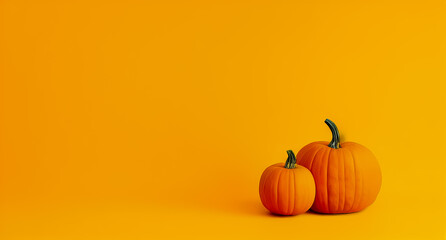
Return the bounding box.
[0,200,443,239]
[0,1,445,239]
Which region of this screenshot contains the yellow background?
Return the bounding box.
[1,1,445,239]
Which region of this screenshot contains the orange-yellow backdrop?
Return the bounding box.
[0,1,445,239]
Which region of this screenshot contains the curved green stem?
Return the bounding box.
[284,150,296,169]
[325,119,341,149]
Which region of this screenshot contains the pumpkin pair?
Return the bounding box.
[259,119,382,215]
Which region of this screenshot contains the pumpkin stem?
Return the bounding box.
[325,119,341,149]
[284,150,297,169]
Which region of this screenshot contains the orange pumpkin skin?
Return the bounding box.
[259,151,316,215]
[296,120,382,214]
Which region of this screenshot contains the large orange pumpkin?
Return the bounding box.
[259,150,316,215]
[296,119,382,213]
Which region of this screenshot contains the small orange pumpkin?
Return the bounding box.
[296,119,382,213]
[259,150,316,215]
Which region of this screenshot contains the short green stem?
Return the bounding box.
[325,119,341,149]
[284,150,296,169]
